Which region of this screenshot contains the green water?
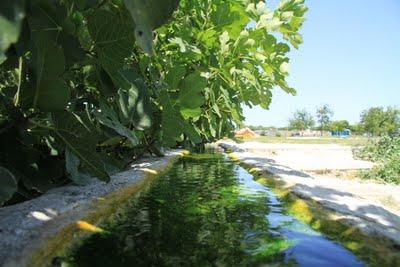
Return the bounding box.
[64,153,365,267]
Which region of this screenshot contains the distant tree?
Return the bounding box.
[247,125,268,131]
[330,120,350,132]
[348,123,364,135]
[316,104,333,133]
[360,107,400,136]
[288,109,315,130]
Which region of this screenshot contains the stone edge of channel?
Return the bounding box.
[0,150,185,267]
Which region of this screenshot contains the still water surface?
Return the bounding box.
[66,154,365,267]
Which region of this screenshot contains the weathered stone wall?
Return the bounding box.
[0,150,185,267]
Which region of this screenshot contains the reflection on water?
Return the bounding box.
[66,154,365,267]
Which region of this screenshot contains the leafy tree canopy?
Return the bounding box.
[329,120,350,132]
[316,104,333,131]
[288,109,315,130]
[360,107,400,136]
[0,0,307,205]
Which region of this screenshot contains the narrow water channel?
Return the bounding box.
[65,153,365,266]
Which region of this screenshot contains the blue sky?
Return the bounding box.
[244,0,400,127]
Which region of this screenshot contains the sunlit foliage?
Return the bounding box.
[0,0,306,204]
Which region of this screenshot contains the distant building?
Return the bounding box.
[292,129,319,137]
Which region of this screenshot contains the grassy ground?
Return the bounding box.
[243,136,371,146]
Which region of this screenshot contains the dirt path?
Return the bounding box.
[218,141,400,245]
[234,142,374,170]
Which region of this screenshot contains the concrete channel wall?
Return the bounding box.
[0,150,185,267]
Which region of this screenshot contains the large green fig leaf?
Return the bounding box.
[178,72,206,108]
[178,71,206,118]
[126,0,180,30]
[26,38,70,111]
[164,64,186,89]
[210,2,248,39]
[0,0,25,64]
[52,111,110,182]
[87,9,134,72]
[159,90,201,146]
[160,92,184,146]
[59,32,86,67]
[65,147,92,185]
[0,166,17,206]
[94,102,139,146]
[117,69,152,130]
[123,0,180,54]
[27,157,66,193]
[24,3,70,111]
[180,107,202,119]
[27,1,66,40]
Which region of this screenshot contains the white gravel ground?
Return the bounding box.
[232,141,374,170]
